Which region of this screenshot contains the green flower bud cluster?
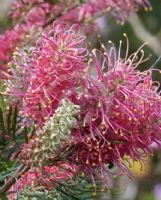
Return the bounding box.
[20,98,80,165]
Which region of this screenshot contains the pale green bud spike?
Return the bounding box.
[28,98,80,166]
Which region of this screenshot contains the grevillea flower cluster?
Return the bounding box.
[19,98,80,165]
[16,35,161,190]
[2,0,161,199]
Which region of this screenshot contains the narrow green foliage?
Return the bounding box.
[0,107,5,132]
[0,93,7,112]
[24,127,28,144]
[0,93,36,189]
[7,106,12,134]
[1,194,8,200]
[11,106,18,141]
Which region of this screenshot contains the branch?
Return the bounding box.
[128,16,161,57]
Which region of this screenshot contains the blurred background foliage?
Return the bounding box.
[0,0,161,200]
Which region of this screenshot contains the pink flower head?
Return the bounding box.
[0,25,26,74]
[51,0,151,37]
[16,24,87,125]
[11,0,52,26]
[9,164,75,200]
[70,38,161,184]
[0,1,52,74]
[60,0,151,28]
[79,0,151,22]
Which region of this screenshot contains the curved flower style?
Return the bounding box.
[70,39,161,185]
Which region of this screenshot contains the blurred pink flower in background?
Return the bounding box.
[154,184,161,200]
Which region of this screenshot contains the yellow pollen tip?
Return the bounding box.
[81,172,85,177]
[86,160,89,165]
[92,192,96,196]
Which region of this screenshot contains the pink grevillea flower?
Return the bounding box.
[0,1,54,75]
[79,0,151,22]
[11,0,54,27]
[9,24,87,125]
[0,1,51,74]
[59,0,151,28]
[69,38,161,186]
[9,164,75,200]
[0,25,26,74]
[53,0,151,37]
